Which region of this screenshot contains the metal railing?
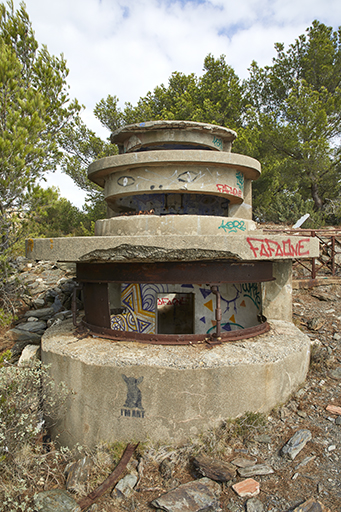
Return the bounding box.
[263,228,341,279]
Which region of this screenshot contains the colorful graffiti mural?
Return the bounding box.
[110,282,262,335]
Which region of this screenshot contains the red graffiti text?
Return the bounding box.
[216,184,242,197]
[157,296,189,307]
[247,237,310,258]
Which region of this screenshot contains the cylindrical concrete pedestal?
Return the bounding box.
[43,320,310,448]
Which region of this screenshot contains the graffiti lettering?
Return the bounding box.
[157,296,189,306]
[219,219,246,233]
[242,283,261,308]
[213,136,223,150]
[216,183,242,197]
[247,237,310,258]
[121,409,145,418]
[236,171,244,191]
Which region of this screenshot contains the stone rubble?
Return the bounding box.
[232,478,260,498]
[151,477,222,512]
[281,430,313,460]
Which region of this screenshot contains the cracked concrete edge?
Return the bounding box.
[25,235,319,263]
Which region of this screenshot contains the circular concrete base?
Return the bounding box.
[42,320,310,448]
[95,215,257,237]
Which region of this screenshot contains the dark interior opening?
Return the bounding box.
[157,293,194,334]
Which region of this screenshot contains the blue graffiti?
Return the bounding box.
[218,219,246,234]
[236,171,244,191]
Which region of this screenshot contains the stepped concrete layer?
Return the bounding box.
[95,215,257,236]
[43,319,311,448]
[111,120,237,153]
[88,151,261,189]
[26,233,319,263]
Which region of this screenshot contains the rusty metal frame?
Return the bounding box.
[75,259,272,344]
[76,260,274,284]
[79,319,270,346]
[72,283,83,327]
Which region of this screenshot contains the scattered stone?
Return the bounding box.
[226,503,239,512]
[280,406,291,420]
[307,317,325,331]
[26,316,39,322]
[16,320,47,332]
[326,404,341,415]
[24,306,55,319]
[6,328,41,344]
[329,367,341,380]
[311,291,333,302]
[295,455,316,470]
[32,297,45,308]
[246,497,264,512]
[18,344,40,366]
[151,478,221,512]
[232,478,260,498]
[297,410,307,418]
[292,497,331,512]
[335,416,341,425]
[333,333,341,341]
[192,455,236,481]
[317,482,323,493]
[113,473,138,498]
[281,430,312,460]
[231,456,257,468]
[254,434,272,444]
[34,489,81,512]
[327,445,336,452]
[237,464,274,478]
[66,456,93,493]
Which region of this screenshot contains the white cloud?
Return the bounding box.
[12,0,341,206]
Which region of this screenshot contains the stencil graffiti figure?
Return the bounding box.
[122,375,144,409]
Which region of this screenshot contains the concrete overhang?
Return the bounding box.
[88,150,261,187]
[26,233,319,263]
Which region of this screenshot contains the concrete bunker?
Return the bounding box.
[26,120,319,447]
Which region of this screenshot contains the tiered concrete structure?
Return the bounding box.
[26,121,318,447]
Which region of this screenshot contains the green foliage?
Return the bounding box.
[90,24,341,225]
[0,361,69,456]
[0,306,12,327]
[60,115,116,210]
[231,411,267,438]
[254,190,325,227]
[245,21,341,222]
[0,361,71,511]
[0,0,82,265]
[95,54,244,131]
[0,349,11,365]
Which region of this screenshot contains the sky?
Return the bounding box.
[14,0,341,208]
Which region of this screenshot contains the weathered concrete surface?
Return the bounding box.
[26,234,319,263]
[43,319,310,448]
[111,120,237,153]
[104,164,246,204]
[95,215,257,237]
[262,260,293,322]
[88,150,261,188]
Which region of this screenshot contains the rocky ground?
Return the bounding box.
[1,258,341,511]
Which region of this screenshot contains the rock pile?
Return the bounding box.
[4,257,80,363]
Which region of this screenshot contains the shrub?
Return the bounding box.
[0,362,70,511]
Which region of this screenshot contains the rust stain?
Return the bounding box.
[50,239,53,249]
[27,238,34,253]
